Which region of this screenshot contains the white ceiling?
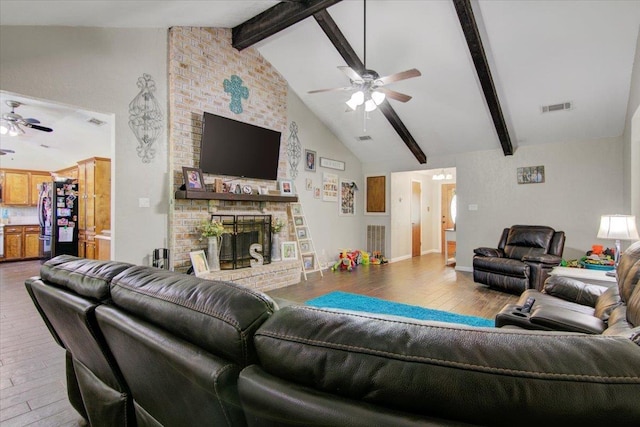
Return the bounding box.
[1,0,638,171]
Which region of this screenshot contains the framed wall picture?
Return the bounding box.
[189,250,209,277]
[305,149,317,172]
[282,241,298,260]
[182,167,205,191]
[299,240,311,253]
[339,179,356,216]
[294,216,304,226]
[291,203,302,215]
[297,227,308,239]
[280,179,294,195]
[303,254,315,270]
[319,157,345,171]
[517,165,545,184]
[322,172,338,202]
[314,187,321,199]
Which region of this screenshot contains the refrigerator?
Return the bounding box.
[38,179,79,258]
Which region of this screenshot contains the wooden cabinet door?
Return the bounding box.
[85,160,96,231]
[5,227,23,260]
[30,173,51,206]
[24,230,41,258]
[94,159,111,234]
[77,162,87,230]
[4,171,30,205]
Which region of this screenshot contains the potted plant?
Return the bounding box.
[271,217,285,261]
[197,219,225,271]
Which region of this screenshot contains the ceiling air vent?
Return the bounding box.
[357,135,372,142]
[87,117,107,126]
[541,102,572,113]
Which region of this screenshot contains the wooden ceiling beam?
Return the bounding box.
[232,0,343,51]
[314,9,427,164]
[452,0,513,156]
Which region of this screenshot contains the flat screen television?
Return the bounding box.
[199,112,282,181]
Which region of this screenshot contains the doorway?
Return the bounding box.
[441,183,456,257]
[411,180,421,257]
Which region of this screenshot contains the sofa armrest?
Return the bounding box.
[473,247,503,258]
[529,307,606,334]
[522,254,562,265]
[543,276,608,307]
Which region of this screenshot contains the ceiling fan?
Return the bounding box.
[308,0,421,112]
[0,148,15,156]
[0,100,53,136]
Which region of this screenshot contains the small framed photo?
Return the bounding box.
[303,254,315,270]
[189,250,209,277]
[280,179,294,196]
[282,241,298,260]
[305,149,317,172]
[291,203,302,215]
[314,187,321,199]
[183,167,205,191]
[297,227,308,239]
[299,240,311,253]
[294,216,304,226]
[306,178,312,191]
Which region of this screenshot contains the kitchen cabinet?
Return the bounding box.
[55,165,79,180]
[2,170,29,205]
[2,225,41,261]
[0,169,51,206]
[77,157,110,259]
[4,226,23,260]
[30,172,52,206]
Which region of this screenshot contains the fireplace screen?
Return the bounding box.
[213,215,272,269]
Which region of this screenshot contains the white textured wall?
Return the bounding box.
[623,28,640,219]
[0,26,169,265]
[456,137,624,270]
[288,90,364,266]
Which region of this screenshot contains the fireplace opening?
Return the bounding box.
[213,215,272,269]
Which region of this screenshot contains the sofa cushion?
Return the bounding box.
[594,286,622,322]
[253,305,640,425]
[40,255,133,300]
[473,256,529,277]
[543,276,607,308]
[616,241,640,304]
[503,226,554,260]
[474,247,503,257]
[109,265,277,366]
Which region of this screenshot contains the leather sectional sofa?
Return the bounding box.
[26,250,640,426]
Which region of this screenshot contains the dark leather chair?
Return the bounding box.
[25,255,135,427]
[473,225,565,294]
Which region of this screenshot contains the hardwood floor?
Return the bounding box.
[0,254,517,426]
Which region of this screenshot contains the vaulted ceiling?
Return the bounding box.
[1,0,639,171]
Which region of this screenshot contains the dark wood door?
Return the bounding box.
[411,181,421,257]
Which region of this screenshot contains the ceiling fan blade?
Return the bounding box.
[378,87,412,103]
[24,118,41,124]
[308,86,353,94]
[376,68,422,86]
[338,66,363,82]
[23,122,53,132]
[0,149,16,155]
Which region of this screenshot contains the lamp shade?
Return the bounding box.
[597,215,639,240]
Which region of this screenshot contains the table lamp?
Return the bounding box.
[597,214,639,276]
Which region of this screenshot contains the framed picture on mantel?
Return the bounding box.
[182,167,205,191]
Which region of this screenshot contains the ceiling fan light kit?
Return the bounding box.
[0,100,53,137]
[308,0,420,113]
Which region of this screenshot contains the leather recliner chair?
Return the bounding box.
[473,225,565,294]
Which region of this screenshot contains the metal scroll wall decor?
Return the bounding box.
[129,73,163,164]
[287,121,302,179]
[223,75,249,114]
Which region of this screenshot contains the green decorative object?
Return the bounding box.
[223,75,249,114]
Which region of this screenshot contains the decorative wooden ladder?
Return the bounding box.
[289,202,323,280]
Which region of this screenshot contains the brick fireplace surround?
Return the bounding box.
[168,27,299,290]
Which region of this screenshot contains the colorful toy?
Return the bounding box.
[361,251,370,265]
[331,249,359,271]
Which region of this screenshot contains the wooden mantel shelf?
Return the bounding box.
[175,190,298,203]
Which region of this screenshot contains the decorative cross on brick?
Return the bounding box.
[223,75,249,114]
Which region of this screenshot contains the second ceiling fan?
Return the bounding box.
[308,0,421,112]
